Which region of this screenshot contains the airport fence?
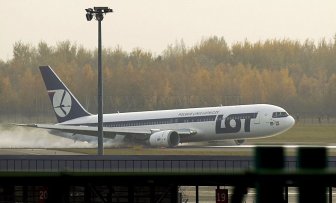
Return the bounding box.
[0,147,334,203]
[0,157,254,173]
[0,155,325,173]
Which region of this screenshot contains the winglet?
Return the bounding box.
[39,66,91,123]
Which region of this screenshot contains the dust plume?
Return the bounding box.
[0,125,95,148]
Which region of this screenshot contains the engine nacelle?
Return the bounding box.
[149,130,180,147]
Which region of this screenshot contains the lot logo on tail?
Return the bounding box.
[49,89,72,117]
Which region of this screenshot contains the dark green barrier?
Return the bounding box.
[298,147,327,203]
[255,147,285,203]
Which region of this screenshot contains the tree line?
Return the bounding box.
[1,36,336,121]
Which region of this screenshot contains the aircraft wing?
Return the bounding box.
[14,124,197,139]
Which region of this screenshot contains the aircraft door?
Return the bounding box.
[254,112,261,124]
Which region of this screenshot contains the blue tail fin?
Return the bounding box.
[39,66,91,123]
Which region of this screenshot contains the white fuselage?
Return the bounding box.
[59,104,295,144]
[36,66,295,147]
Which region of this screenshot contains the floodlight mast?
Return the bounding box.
[85,7,113,155]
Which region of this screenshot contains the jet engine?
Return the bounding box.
[149,130,180,147]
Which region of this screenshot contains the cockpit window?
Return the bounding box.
[272,112,289,118]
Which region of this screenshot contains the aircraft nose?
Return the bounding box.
[274,115,295,134]
[287,115,295,128]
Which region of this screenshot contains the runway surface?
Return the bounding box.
[0,148,86,155]
[1,144,336,155]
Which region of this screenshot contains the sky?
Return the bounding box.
[1,0,336,60]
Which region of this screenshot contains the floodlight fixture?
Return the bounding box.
[85,7,113,22]
[96,13,104,21]
[86,13,93,21]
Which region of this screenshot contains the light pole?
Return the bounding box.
[85,7,113,155]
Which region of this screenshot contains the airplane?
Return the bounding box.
[17,66,295,147]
